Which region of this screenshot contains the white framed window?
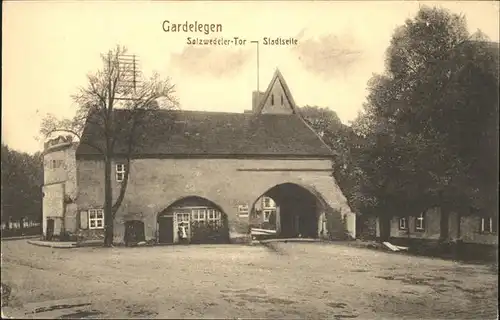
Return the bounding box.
[88,209,104,229]
[207,209,221,221]
[480,217,493,233]
[399,217,407,230]
[177,213,190,223]
[198,209,206,221]
[192,209,206,222]
[263,210,273,222]
[262,197,275,209]
[415,213,425,231]
[238,205,249,217]
[116,163,126,182]
[207,209,215,220]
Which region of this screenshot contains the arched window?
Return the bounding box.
[271,94,274,106]
[281,94,284,105]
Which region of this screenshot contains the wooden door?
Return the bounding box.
[125,221,145,245]
[158,216,174,244]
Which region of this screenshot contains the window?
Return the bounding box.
[207,209,221,221]
[480,217,494,233]
[399,217,407,230]
[116,163,126,182]
[191,209,201,221]
[46,159,63,169]
[415,213,425,231]
[198,209,206,221]
[88,209,104,229]
[262,197,275,209]
[207,209,215,220]
[271,94,274,106]
[281,94,284,105]
[177,213,190,223]
[263,210,273,222]
[238,205,249,217]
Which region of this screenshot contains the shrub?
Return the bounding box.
[191,220,230,244]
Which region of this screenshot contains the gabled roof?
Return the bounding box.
[255,69,299,114]
[253,68,335,156]
[76,109,334,158]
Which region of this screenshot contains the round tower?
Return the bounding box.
[42,135,78,240]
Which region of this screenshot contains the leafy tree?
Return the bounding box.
[1,144,43,228]
[353,6,499,239]
[299,106,365,213]
[300,105,343,135]
[40,45,178,246]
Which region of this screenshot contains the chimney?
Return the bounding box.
[252,91,264,113]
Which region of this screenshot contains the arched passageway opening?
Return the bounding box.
[251,183,324,239]
[157,196,229,244]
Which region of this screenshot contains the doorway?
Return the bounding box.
[158,216,174,244]
[124,220,145,246]
[46,219,55,241]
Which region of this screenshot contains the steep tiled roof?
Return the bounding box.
[76,109,334,158]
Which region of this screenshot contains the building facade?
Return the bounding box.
[42,69,356,244]
[360,206,498,260]
[380,208,498,246]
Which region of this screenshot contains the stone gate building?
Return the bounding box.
[42,69,356,244]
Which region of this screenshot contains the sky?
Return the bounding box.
[2,1,499,154]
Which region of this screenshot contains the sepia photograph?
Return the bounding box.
[1,1,498,319]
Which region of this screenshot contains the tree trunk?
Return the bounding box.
[454,210,463,260]
[440,208,450,241]
[440,202,450,242]
[406,215,411,239]
[104,155,114,247]
[379,215,391,242]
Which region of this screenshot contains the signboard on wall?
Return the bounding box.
[42,183,64,221]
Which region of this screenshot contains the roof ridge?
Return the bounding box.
[112,109,305,116]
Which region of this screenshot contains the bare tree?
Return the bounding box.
[40,45,179,246]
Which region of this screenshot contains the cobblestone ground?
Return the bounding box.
[1,240,497,319]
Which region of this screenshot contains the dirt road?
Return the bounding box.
[1,240,497,319]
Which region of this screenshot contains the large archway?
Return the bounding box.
[157,196,229,244]
[251,183,326,239]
